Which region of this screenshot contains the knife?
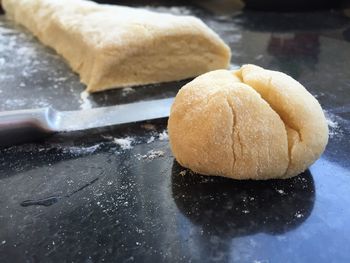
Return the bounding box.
[0,97,174,147]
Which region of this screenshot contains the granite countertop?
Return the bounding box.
[0,2,350,262]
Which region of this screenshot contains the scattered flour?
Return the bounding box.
[327,116,339,129]
[121,87,135,96]
[295,212,304,219]
[16,46,37,56]
[158,130,169,141]
[147,136,155,144]
[324,110,342,139]
[4,98,26,109]
[56,77,68,82]
[147,150,164,160]
[276,189,285,195]
[135,150,165,160]
[80,91,92,110]
[61,144,101,155]
[113,137,134,150]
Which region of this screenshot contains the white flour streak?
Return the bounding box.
[113,137,134,150]
[147,136,155,144]
[80,91,92,110]
[121,87,135,96]
[135,150,165,160]
[62,144,101,155]
[158,130,169,141]
[324,110,342,139]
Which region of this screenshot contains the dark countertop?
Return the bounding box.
[1,3,350,263]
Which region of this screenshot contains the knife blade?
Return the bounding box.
[0,97,174,147]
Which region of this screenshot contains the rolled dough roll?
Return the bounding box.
[168,65,328,180]
[2,0,231,92]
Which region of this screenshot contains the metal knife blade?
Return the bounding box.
[0,97,174,147]
[56,98,174,131]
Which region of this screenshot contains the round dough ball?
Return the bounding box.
[168,65,328,180]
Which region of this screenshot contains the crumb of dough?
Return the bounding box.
[179,170,187,176]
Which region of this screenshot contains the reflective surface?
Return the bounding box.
[1,3,350,263]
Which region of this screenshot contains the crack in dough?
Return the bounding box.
[226,97,237,174]
[233,69,291,176]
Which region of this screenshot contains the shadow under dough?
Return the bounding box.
[171,160,315,238]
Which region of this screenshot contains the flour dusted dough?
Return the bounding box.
[2,0,231,92]
[168,65,328,180]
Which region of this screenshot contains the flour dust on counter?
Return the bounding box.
[324,110,344,139]
[147,136,155,144]
[112,136,135,150]
[61,144,103,156]
[79,91,93,110]
[0,16,84,111]
[121,87,136,97]
[135,149,165,161]
[158,130,169,141]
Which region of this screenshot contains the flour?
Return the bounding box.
[147,136,155,144]
[324,110,342,139]
[275,189,285,195]
[79,91,92,110]
[327,116,339,129]
[0,17,84,111]
[146,150,165,160]
[135,150,165,160]
[62,144,101,155]
[158,130,169,141]
[113,137,134,150]
[3,98,26,109]
[294,211,304,218]
[121,87,135,96]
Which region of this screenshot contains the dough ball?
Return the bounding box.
[168,65,328,180]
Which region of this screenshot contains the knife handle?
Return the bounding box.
[0,107,57,148]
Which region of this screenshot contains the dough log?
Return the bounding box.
[168,65,329,180]
[2,0,231,92]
